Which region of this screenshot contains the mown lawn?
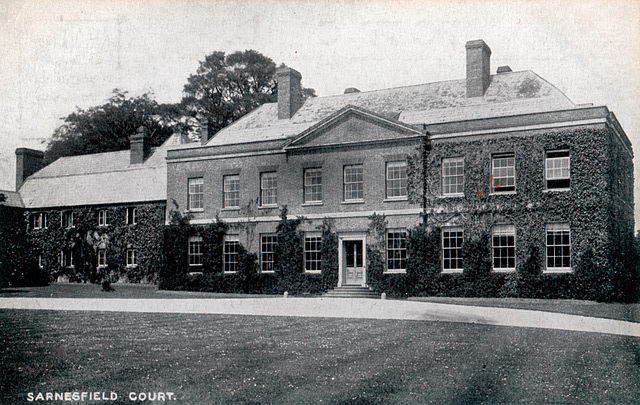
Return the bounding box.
[1,310,638,404]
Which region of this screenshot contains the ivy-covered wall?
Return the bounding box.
[159,210,341,296]
[26,202,166,283]
[0,205,46,287]
[371,125,637,302]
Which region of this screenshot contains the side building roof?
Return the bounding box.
[0,190,24,208]
[19,133,190,209]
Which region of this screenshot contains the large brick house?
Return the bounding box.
[166,40,635,297]
[16,131,189,283]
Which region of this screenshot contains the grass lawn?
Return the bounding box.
[1,310,639,404]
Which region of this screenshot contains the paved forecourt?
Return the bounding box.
[1,297,638,338]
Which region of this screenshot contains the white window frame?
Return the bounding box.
[343,164,364,202]
[126,207,137,225]
[223,174,240,209]
[260,234,277,273]
[442,157,465,196]
[442,226,464,273]
[545,150,570,190]
[385,161,407,200]
[188,177,204,212]
[492,225,516,272]
[303,168,323,204]
[223,235,240,273]
[60,250,74,268]
[97,249,107,268]
[32,212,47,230]
[491,153,516,193]
[545,223,571,273]
[98,210,108,227]
[61,211,74,228]
[304,233,322,273]
[126,249,138,268]
[188,236,203,267]
[386,230,407,273]
[260,172,278,207]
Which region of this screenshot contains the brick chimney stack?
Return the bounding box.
[15,148,44,191]
[466,39,492,98]
[200,120,210,145]
[130,126,149,165]
[277,67,303,120]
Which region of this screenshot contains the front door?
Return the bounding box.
[344,240,364,285]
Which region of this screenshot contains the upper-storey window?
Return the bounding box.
[343,165,363,202]
[386,161,407,199]
[260,172,278,207]
[98,210,108,227]
[442,157,464,196]
[491,153,516,193]
[61,211,74,228]
[31,212,48,230]
[303,168,323,204]
[188,178,204,211]
[545,150,570,190]
[223,175,240,209]
[126,207,137,225]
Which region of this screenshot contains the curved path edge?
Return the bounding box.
[1,297,638,338]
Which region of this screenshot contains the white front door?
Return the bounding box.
[344,240,364,285]
[339,235,367,286]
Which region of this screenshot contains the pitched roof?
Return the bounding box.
[19,133,191,209]
[207,70,576,147]
[0,190,24,208]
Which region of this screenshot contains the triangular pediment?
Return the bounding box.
[285,106,424,149]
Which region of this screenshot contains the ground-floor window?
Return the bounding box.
[188,236,203,267]
[97,249,107,267]
[260,234,277,272]
[546,223,571,272]
[492,225,515,271]
[127,249,137,267]
[304,234,322,272]
[442,226,463,273]
[60,250,74,268]
[224,235,239,273]
[386,230,407,272]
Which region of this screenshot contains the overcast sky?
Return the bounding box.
[1,0,638,228]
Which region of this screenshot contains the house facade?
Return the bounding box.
[166,40,635,298]
[16,130,188,283]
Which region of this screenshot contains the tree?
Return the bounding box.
[44,90,179,165]
[182,50,277,134]
[182,50,316,136]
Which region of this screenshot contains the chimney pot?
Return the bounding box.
[15,148,44,191]
[200,120,210,145]
[277,67,303,119]
[465,39,492,97]
[130,127,149,165]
